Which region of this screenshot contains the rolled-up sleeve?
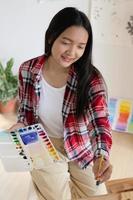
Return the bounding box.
[17,64,28,125]
[88,73,112,160]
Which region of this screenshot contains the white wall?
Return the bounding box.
[0,0,89,73]
[92,43,133,100]
[91,0,133,99]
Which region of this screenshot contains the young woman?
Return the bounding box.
[9,7,112,200]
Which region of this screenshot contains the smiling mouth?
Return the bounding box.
[61,55,75,62]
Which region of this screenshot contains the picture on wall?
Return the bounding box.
[90,0,133,46]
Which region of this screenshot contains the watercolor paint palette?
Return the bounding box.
[0,123,62,172]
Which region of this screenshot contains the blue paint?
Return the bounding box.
[20,132,38,145]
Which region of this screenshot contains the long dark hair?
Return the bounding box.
[45,7,94,118]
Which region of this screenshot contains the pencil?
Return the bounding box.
[96,155,104,186]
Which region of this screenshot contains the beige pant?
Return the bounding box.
[30,138,107,200]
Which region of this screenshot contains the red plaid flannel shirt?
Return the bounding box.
[18,55,112,169]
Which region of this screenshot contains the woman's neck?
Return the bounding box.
[42,56,70,88]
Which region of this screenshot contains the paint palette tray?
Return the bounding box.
[0,131,32,171]
[0,123,62,172]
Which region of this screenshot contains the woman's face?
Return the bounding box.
[50,26,89,68]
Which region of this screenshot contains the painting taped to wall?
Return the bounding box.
[108,98,133,133]
[90,0,133,46]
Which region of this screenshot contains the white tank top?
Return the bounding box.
[38,74,66,138]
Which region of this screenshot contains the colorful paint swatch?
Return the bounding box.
[108,98,133,133]
[108,98,117,126]
[115,100,132,131]
[38,130,60,161]
[128,112,133,132]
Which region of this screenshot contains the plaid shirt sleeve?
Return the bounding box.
[17,62,37,125]
[17,64,27,125]
[87,71,112,161]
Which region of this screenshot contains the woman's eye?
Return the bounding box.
[62,41,70,45]
[78,46,85,49]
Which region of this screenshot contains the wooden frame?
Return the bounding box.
[79,178,133,200]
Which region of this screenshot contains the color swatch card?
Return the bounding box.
[108,98,133,134]
[0,123,62,172]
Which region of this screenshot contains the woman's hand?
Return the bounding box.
[7,122,25,132]
[92,156,113,184]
